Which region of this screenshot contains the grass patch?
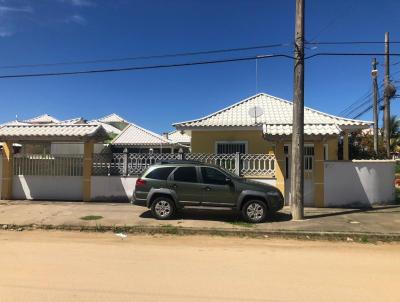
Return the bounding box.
[80,215,103,221]
[228,221,255,228]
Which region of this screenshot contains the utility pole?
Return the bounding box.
[383,32,391,158]
[291,0,305,220]
[372,58,379,155]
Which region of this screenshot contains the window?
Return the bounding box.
[173,167,197,183]
[145,167,175,180]
[201,167,228,185]
[304,145,314,171]
[216,141,247,154]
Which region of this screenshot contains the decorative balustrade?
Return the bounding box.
[92,152,276,178]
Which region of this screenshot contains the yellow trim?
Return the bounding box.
[274,142,285,195]
[1,142,13,200]
[83,141,94,202]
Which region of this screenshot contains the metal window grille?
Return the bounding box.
[216,143,246,154]
[304,146,314,171]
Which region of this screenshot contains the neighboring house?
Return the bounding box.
[166,130,191,149]
[95,113,129,131]
[173,93,372,206]
[112,122,185,153]
[1,114,125,155]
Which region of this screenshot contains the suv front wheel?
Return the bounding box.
[242,199,267,223]
[151,197,176,220]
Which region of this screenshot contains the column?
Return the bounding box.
[83,140,94,202]
[314,141,324,207]
[274,142,285,195]
[343,130,349,160]
[1,142,13,200]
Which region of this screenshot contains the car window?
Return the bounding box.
[145,167,175,180]
[201,167,228,185]
[173,167,197,183]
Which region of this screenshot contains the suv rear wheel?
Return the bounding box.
[242,199,267,223]
[151,197,176,220]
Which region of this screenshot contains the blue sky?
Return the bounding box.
[0,0,399,132]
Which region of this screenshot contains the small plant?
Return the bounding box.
[80,215,103,221]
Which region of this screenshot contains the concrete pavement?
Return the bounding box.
[0,200,400,240]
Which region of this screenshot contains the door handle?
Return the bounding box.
[204,186,211,191]
[171,184,178,189]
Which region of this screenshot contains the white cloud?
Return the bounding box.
[65,14,87,25]
[60,0,93,7]
[0,5,33,13]
[0,28,13,37]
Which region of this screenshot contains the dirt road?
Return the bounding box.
[0,231,399,302]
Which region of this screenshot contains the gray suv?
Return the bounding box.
[133,160,284,223]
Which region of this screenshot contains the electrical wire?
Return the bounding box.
[0,43,292,70]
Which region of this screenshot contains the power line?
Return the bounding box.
[2,41,400,70]
[306,41,400,45]
[1,52,400,80]
[0,54,295,79]
[0,43,291,70]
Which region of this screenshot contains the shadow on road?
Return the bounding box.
[139,208,292,223]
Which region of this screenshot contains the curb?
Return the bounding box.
[1,223,400,243]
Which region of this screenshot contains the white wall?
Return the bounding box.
[285,179,314,206]
[51,143,106,155]
[91,176,137,202]
[324,160,396,207]
[250,178,276,187]
[12,175,83,200]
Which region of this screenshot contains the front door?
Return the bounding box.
[168,166,203,205]
[199,167,236,206]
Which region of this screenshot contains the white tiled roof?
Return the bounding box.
[88,121,122,135]
[263,124,341,136]
[113,123,174,146]
[174,93,372,135]
[0,124,107,141]
[97,113,128,124]
[24,114,60,124]
[168,130,191,144]
[58,117,86,124]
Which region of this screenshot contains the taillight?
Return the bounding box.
[136,178,146,188]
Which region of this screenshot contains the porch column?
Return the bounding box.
[314,142,324,207]
[1,142,13,200]
[274,142,285,195]
[343,130,349,160]
[83,140,94,202]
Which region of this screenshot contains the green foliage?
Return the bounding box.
[80,215,103,221]
[104,132,118,144]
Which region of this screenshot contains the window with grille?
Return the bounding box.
[216,141,247,154]
[304,145,314,171]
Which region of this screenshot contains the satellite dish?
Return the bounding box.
[248,106,264,124]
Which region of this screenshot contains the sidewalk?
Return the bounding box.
[1,200,400,240]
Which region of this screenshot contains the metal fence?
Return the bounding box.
[92,152,276,178]
[13,154,84,176]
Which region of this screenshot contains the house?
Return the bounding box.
[173,93,372,207]
[111,123,188,153]
[167,130,191,149]
[1,114,123,155]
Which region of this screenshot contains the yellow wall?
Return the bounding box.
[191,130,274,153]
